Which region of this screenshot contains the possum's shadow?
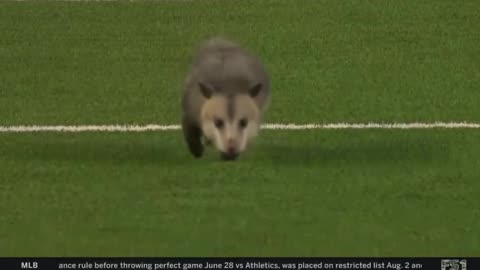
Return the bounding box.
[258,136,450,166]
[2,136,186,165]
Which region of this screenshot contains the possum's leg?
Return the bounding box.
[182,118,204,158]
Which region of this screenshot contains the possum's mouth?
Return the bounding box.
[220,152,239,161]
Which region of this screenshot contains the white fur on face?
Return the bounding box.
[201,120,223,151]
[200,95,260,154]
[237,119,259,152]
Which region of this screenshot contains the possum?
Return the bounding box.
[181,37,270,161]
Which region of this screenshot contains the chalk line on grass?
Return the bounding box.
[0,122,480,133]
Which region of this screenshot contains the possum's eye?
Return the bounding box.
[239,118,248,129]
[214,118,224,129]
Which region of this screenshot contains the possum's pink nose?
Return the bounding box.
[226,139,237,152]
[221,139,239,161]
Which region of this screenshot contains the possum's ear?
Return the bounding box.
[249,83,262,98]
[199,83,213,99]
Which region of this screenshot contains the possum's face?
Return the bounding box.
[199,83,262,161]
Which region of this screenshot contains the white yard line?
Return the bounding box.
[0,122,480,133]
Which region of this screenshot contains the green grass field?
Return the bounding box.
[1,0,479,256]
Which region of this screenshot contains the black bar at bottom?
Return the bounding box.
[0,257,477,270]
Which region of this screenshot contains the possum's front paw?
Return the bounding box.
[188,142,204,158]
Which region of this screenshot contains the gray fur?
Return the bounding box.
[181,37,270,158]
[226,93,236,120]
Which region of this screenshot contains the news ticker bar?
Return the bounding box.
[0,258,477,270]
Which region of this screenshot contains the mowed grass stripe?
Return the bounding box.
[1,131,479,256]
[1,1,479,125]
